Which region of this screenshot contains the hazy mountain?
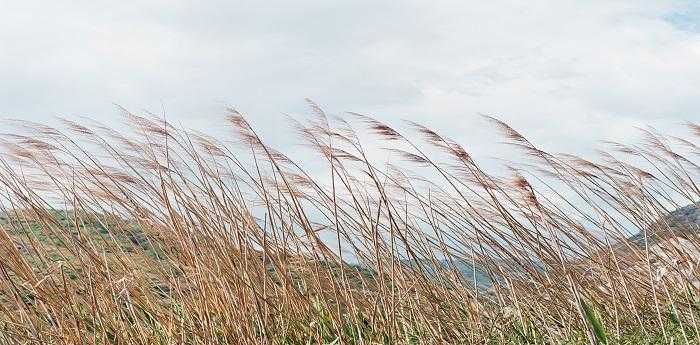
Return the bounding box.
[628,202,700,246]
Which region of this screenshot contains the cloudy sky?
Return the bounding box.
[1,0,699,160]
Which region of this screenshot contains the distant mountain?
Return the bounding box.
[457,203,700,288]
[628,202,700,246]
[668,203,700,225]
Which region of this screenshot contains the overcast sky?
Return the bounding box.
[1,0,699,160]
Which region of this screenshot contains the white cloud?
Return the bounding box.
[0,0,698,162]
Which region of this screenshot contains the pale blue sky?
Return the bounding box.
[1,0,699,160]
[665,1,700,31]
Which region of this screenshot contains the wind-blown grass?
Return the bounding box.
[0,106,697,344]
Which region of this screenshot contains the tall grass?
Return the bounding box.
[0,106,697,344]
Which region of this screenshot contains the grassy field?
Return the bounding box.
[0,109,697,344]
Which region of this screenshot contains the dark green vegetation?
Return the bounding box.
[0,109,697,344]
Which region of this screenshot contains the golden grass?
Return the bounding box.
[0,107,696,344]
